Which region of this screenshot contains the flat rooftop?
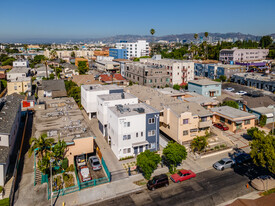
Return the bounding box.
[82,84,122,92]
[10,77,31,82]
[8,67,29,74]
[189,79,222,86]
[233,73,275,82]
[210,106,256,120]
[34,97,93,142]
[251,107,274,115]
[156,88,185,95]
[108,103,158,117]
[98,92,137,101]
[167,102,212,117]
[184,95,219,105]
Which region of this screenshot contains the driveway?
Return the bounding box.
[223,130,251,152]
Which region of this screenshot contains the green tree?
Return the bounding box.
[259,36,273,48]
[71,51,76,58]
[163,141,187,173]
[49,73,55,80]
[173,84,180,90]
[29,133,55,159]
[221,100,239,109]
[219,75,227,82]
[247,127,261,138]
[259,115,267,127]
[204,32,209,39]
[191,135,208,153]
[78,61,89,74]
[2,57,15,66]
[51,139,67,166]
[250,130,275,174]
[137,150,161,180]
[194,33,198,41]
[150,28,155,36]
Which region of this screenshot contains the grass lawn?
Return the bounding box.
[260,188,275,196]
[0,198,9,206]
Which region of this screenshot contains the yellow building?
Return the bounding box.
[75,57,89,67]
[7,77,31,95]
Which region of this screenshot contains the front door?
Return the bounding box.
[134,147,138,155]
[139,146,143,153]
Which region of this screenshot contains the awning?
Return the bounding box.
[132,141,149,147]
[266,113,274,118]
[235,121,242,124]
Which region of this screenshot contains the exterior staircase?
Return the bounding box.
[3,177,13,199]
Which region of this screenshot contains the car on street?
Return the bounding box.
[235,91,247,95]
[170,170,196,183]
[213,123,229,131]
[79,166,92,182]
[225,87,235,92]
[250,175,275,191]
[234,153,251,164]
[89,156,102,171]
[147,174,169,191]
[213,158,235,171]
[76,154,86,168]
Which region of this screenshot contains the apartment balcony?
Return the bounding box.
[198,120,212,128]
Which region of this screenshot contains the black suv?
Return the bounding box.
[147,174,169,191]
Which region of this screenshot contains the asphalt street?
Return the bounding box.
[90,168,256,206]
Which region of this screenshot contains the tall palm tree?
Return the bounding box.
[51,139,67,162]
[204,32,209,59]
[204,32,209,40]
[194,33,198,41]
[29,133,55,158]
[41,57,49,79]
[150,28,155,37]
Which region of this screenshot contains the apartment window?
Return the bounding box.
[124,122,130,127]
[14,86,17,90]
[141,132,143,137]
[136,133,138,137]
[244,120,250,125]
[148,118,155,124]
[123,148,131,154]
[148,130,156,136]
[148,143,156,149]
[123,135,131,140]
[155,79,157,83]
[201,117,207,122]
[160,112,163,116]
[227,120,232,125]
[220,117,225,123]
[183,119,189,124]
[183,130,189,136]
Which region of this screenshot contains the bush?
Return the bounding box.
[220,144,226,148]
[62,173,70,181]
[214,145,220,150]
[66,164,74,172]
[62,158,68,171]
[119,156,134,161]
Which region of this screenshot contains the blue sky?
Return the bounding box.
[0,0,275,40]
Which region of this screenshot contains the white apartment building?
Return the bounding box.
[44,50,94,59]
[81,84,124,119]
[116,40,149,59]
[13,59,29,67]
[7,67,30,81]
[97,92,138,137]
[107,103,159,159]
[140,58,195,85]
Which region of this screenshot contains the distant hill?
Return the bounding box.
[1,32,274,44]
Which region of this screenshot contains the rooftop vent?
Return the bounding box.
[116,104,131,114]
[133,107,145,113]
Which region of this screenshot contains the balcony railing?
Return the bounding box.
[198,120,212,128]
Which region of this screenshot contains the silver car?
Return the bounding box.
[213,158,235,171]
[89,156,102,171]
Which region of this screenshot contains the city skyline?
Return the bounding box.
[0,0,275,41]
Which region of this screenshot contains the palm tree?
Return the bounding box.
[51,139,67,162]
[204,32,209,59]
[41,57,49,79]
[150,28,155,36]
[191,136,208,153]
[194,33,198,41]
[49,50,58,60]
[204,32,209,40]
[29,133,55,158]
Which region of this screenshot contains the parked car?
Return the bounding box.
[235,91,247,95]
[79,166,92,182]
[76,154,86,168]
[213,158,235,171]
[225,87,235,92]
[89,156,102,171]
[147,174,169,191]
[250,175,275,191]
[213,123,229,131]
[170,170,196,183]
[234,153,251,164]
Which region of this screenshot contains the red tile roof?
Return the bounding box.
[99,74,126,83]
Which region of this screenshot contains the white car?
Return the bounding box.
[225,87,235,92]
[235,91,247,95]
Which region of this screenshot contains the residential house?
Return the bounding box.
[94,60,120,73]
[13,59,29,67]
[99,74,127,85]
[210,106,256,133]
[75,58,89,67]
[61,63,79,78]
[112,59,132,77]
[0,94,24,186]
[188,79,222,97]
[97,92,138,137]
[7,67,30,81]
[35,65,54,79]
[71,74,102,86]
[107,103,159,159]
[81,84,123,119]
[184,94,219,109]
[250,107,274,125]
[40,79,67,98]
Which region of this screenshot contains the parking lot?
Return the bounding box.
[75,153,106,183]
[222,82,275,100]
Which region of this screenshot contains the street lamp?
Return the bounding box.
[50,157,55,206]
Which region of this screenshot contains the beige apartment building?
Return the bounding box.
[44,49,94,59]
[126,85,212,144]
[7,77,31,95]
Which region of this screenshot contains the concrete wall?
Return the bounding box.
[66,136,94,166]
[189,83,221,97]
[7,80,31,95]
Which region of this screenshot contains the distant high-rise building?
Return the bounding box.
[116,40,149,59]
